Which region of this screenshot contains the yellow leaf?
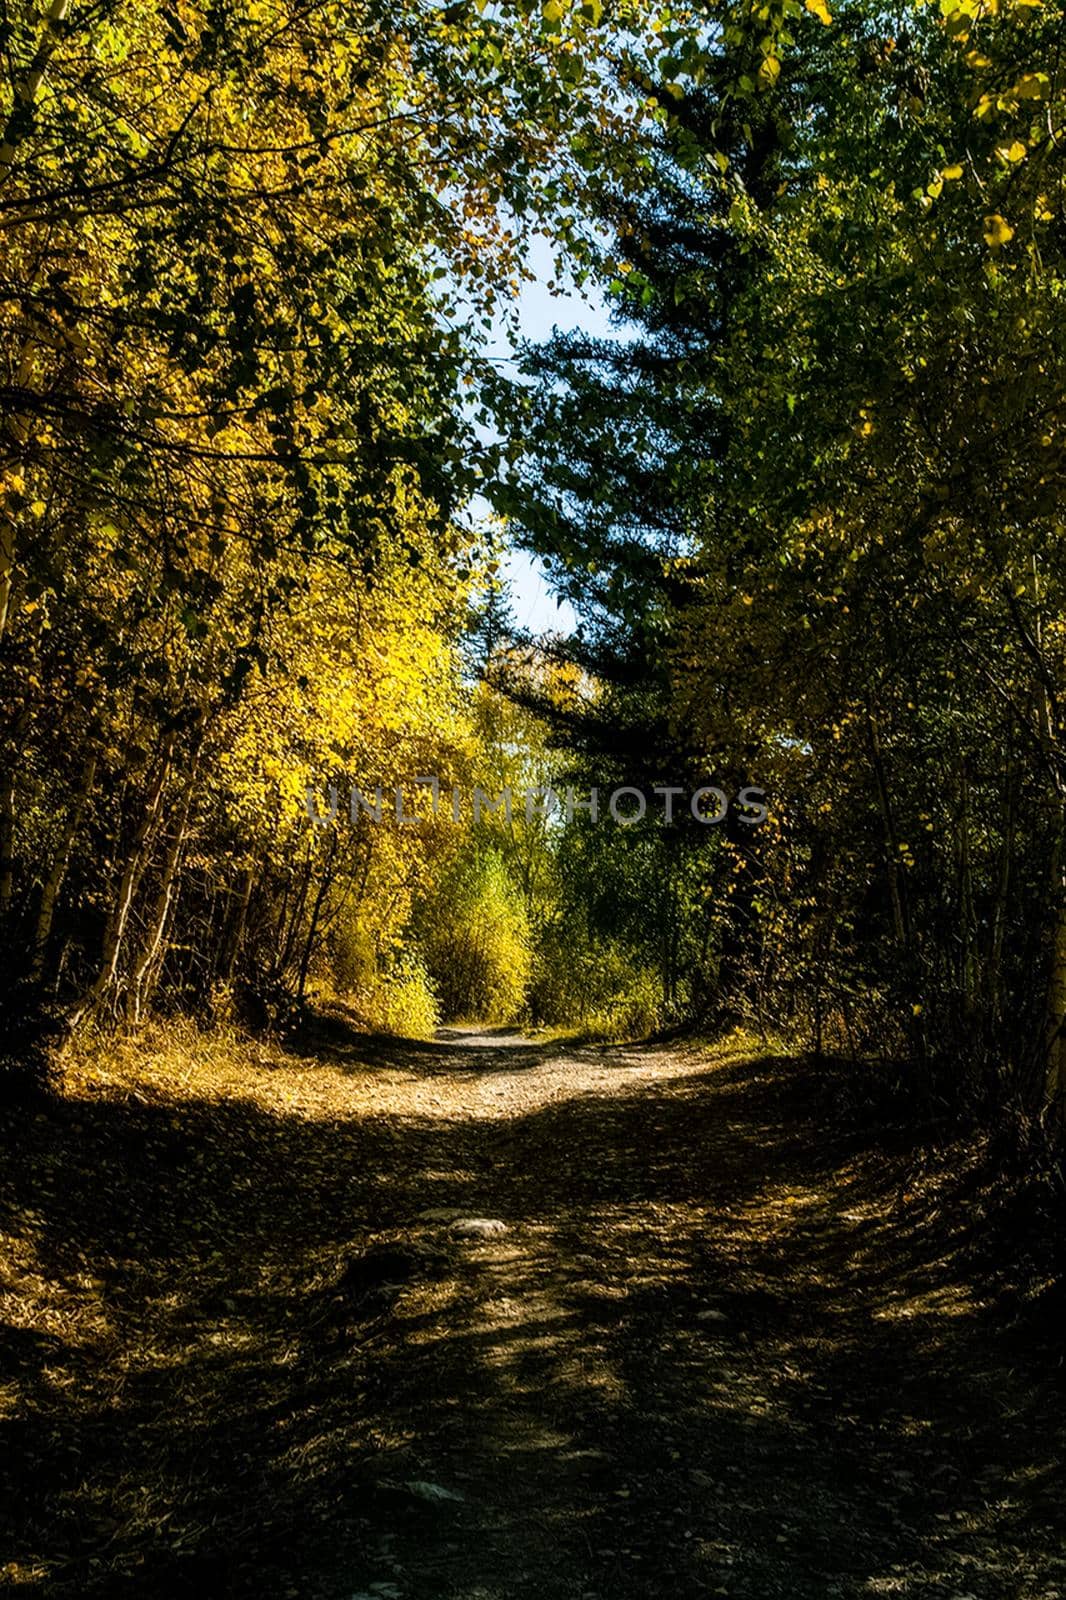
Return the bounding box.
[805,0,832,23]
[1012,71,1050,98]
[29,499,46,517]
[758,54,781,85]
[983,212,1014,247]
[997,139,1027,162]
[942,163,964,179]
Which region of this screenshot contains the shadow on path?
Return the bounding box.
[0,1020,1063,1597]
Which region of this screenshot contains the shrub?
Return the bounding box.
[415,849,531,1022]
[530,924,664,1040]
[364,956,440,1039]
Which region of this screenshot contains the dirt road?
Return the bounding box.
[2,1018,1064,1597]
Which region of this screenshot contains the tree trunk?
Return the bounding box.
[1020,557,1066,1119]
[0,768,15,921]
[987,741,1016,1024]
[0,506,14,647]
[956,753,977,1024]
[276,851,313,983]
[865,708,909,950]
[0,709,30,924]
[69,732,175,1027]
[1045,812,1066,1116]
[296,833,338,1005]
[217,865,255,988]
[127,766,199,1025]
[0,0,73,183]
[31,751,97,980]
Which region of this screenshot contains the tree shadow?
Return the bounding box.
[293,1003,584,1077]
[0,1024,1062,1597]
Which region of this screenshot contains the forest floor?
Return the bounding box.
[1,1011,1065,1599]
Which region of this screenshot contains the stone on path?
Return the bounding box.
[405,1479,466,1504]
[449,1216,509,1239]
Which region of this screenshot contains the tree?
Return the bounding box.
[0,0,704,1046]
[501,0,1066,1116]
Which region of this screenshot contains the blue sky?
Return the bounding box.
[482,235,617,636]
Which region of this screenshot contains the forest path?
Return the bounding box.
[2,1016,1064,1597]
